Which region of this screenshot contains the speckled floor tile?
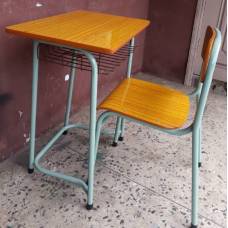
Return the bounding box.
[0,73,226,228]
[0,147,223,228]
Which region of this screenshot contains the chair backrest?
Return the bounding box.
[200,26,216,83]
[194,26,221,127]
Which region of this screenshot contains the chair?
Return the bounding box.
[94,26,221,228]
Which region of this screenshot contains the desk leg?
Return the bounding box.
[63,51,77,135]
[118,38,134,142]
[28,40,39,174]
[87,55,98,210]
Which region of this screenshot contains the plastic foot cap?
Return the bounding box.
[87,204,93,210]
[118,136,124,141]
[198,162,201,168]
[28,168,34,174]
[191,224,197,228]
[62,130,68,135]
[112,142,118,147]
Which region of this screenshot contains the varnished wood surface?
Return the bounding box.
[97,78,190,129]
[201,26,216,83]
[6,10,150,54]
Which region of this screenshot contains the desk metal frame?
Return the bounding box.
[28,38,134,209]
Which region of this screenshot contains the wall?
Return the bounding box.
[142,0,197,83]
[0,0,149,162]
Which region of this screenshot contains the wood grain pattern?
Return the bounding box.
[201,26,216,83]
[5,10,150,54]
[97,78,190,129]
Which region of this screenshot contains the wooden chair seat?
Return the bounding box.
[97,78,190,129]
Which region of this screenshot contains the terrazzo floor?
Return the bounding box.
[0,73,227,228]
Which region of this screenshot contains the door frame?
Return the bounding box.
[184,0,207,86]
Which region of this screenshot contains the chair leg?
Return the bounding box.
[196,93,202,168]
[119,118,125,141]
[113,117,121,147]
[198,126,201,168]
[191,129,199,228]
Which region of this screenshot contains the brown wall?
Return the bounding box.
[142,0,197,83]
[0,0,149,162]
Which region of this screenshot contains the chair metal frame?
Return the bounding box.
[94,28,221,227]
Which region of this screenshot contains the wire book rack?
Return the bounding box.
[37,43,137,75]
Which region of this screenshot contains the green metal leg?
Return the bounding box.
[94,115,110,166]
[86,54,98,210]
[196,93,202,168]
[28,40,39,174]
[86,114,111,186]
[95,116,110,160]
[117,37,134,141]
[119,118,125,141]
[198,126,201,167]
[63,51,77,135]
[191,128,199,227]
[113,117,121,147]
[94,124,102,164]
[126,38,134,78]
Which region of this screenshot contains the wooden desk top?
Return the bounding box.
[6,10,150,54]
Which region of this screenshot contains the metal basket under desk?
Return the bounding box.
[37,43,137,75]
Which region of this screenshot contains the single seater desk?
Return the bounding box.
[6,10,150,209]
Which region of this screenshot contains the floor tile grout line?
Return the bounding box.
[67,146,225,228]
